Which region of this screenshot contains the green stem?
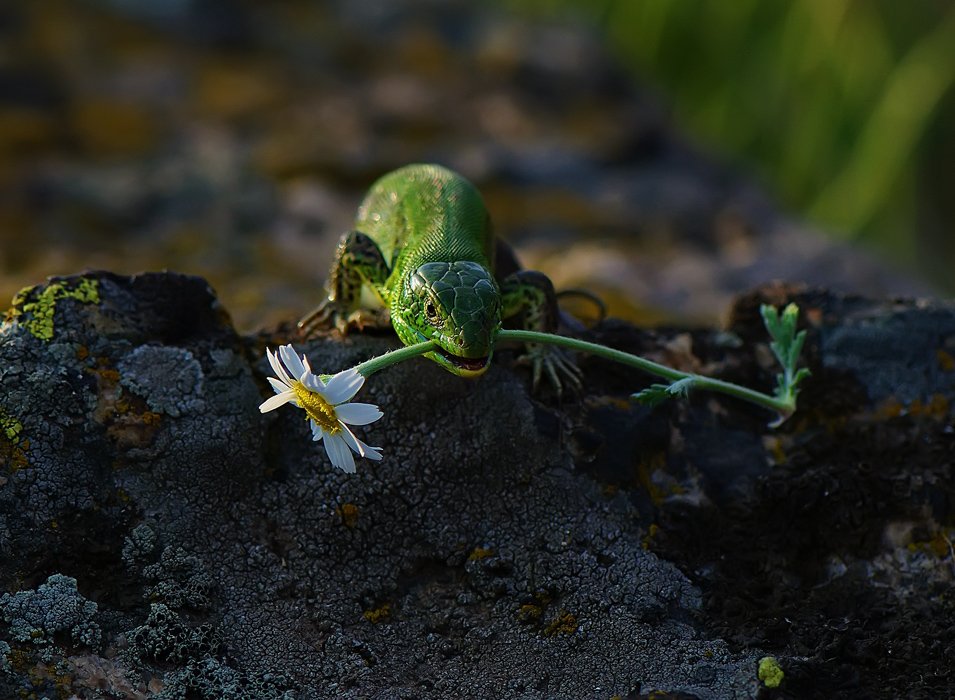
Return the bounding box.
[496,329,795,417]
[346,329,795,419]
[353,340,437,378]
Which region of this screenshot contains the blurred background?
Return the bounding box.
[1,0,951,330]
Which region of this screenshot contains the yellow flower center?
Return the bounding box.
[291,381,341,435]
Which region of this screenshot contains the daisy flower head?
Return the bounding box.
[259,344,383,473]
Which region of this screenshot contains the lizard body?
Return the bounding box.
[299,163,580,392]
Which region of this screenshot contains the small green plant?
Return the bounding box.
[761,303,812,420]
[633,303,810,426]
[258,304,810,472]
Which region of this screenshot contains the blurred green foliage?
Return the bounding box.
[505,0,955,284]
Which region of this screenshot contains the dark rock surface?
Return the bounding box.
[1,272,953,699]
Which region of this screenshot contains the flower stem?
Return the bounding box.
[496,328,795,418]
[353,340,437,378]
[347,329,796,421]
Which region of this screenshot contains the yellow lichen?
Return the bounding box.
[637,452,670,506]
[4,287,29,323]
[140,411,162,426]
[516,603,542,624]
[0,408,28,472]
[908,529,955,558]
[362,603,391,623]
[1,409,22,443]
[908,394,950,421]
[337,503,359,528]
[937,349,955,372]
[758,656,784,688]
[875,397,905,420]
[516,591,553,626]
[468,547,494,561]
[764,435,787,466]
[7,278,100,341]
[542,610,578,637]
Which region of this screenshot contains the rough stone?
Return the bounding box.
[0,272,952,699]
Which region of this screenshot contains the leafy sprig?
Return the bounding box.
[759,302,811,424]
[631,303,810,426]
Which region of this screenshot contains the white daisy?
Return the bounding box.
[259,344,383,473]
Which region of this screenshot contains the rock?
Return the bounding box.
[1,271,953,699]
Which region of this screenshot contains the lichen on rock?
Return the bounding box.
[0,574,100,649]
[4,277,100,341]
[118,346,205,418]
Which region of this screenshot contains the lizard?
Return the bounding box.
[297,163,582,394]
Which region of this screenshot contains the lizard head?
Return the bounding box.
[392,261,501,377]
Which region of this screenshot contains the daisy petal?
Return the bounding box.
[267,377,290,394]
[323,368,365,404]
[339,424,364,456]
[322,433,339,466]
[335,402,383,426]
[301,372,326,392]
[279,344,308,382]
[267,347,292,385]
[336,440,356,473]
[325,434,355,473]
[259,390,295,413]
[360,443,383,461]
[310,420,324,441]
[341,425,382,461]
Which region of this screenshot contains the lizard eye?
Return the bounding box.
[425,301,437,319]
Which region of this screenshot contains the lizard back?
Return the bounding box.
[354,164,495,286]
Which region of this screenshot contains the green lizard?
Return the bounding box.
[298,163,582,393]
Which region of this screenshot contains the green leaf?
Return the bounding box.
[631,383,674,407]
[760,303,810,409]
[631,377,696,407]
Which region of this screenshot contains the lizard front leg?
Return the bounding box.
[500,270,583,395]
[298,231,391,337]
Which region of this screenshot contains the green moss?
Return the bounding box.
[7,278,100,341]
[758,656,784,689]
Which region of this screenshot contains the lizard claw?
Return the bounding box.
[298,299,391,338]
[297,298,346,338]
[517,343,583,397]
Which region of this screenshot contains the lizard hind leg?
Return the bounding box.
[298,230,392,337]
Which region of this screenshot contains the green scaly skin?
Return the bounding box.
[299,163,582,393]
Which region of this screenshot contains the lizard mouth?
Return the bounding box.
[435,347,490,375]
